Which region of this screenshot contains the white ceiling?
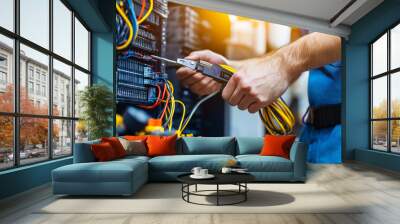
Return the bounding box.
[171,0,384,38]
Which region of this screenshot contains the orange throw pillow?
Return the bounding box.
[91,142,117,162]
[146,135,177,157]
[101,137,126,158]
[260,135,296,159]
[124,135,148,141]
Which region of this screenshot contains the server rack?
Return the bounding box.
[116,0,168,112]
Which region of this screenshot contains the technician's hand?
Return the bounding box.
[176,50,226,96]
[222,54,293,113]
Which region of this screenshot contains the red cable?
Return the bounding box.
[139,84,161,109]
[160,83,167,101]
[137,0,146,20]
[160,87,170,120]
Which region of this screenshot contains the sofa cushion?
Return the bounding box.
[179,137,236,155]
[260,135,296,159]
[101,137,127,158]
[73,139,100,163]
[119,138,147,156]
[235,137,264,155]
[236,155,293,172]
[149,154,235,172]
[91,142,118,161]
[53,156,148,182]
[147,135,177,157]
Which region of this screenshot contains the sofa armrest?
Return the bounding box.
[73,140,100,163]
[289,141,308,181]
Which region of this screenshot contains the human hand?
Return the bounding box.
[176,50,226,96]
[222,54,296,113]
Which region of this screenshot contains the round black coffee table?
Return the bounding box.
[177,173,255,206]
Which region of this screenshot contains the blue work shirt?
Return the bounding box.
[300,61,342,163]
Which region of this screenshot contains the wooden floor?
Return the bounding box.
[1,162,400,224]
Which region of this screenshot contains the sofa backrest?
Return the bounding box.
[235,137,264,155]
[73,139,100,163]
[178,137,236,155]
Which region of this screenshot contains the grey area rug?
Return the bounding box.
[38,183,362,214]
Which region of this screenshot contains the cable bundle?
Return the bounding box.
[116,0,154,51]
[259,98,295,135]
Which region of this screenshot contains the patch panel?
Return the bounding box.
[132,36,157,52]
[137,29,156,40]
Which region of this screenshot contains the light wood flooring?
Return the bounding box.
[1,162,400,224]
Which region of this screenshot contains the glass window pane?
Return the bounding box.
[74,69,89,117]
[391,72,400,118]
[0,0,14,31]
[53,59,72,117]
[0,35,14,112]
[391,24,400,70]
[20,44,49,115]
[75,120,88,143]
[53,0,72,60]
[372,77,387,119]
[372,33,387,76]
[0,116,14,170]
[391,120,400,153]
[20,117,49,165]
[53,119,72,157]
[74,18,89,70]
[372,121,388,151]
[20,0,49,49]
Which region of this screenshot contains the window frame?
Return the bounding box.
[0,0,92,171]
[370,20,400,154]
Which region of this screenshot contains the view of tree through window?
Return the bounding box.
[0,0,91,170]
[371,23,400,153]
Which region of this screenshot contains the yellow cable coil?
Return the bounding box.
[222,64,296,135]
[258,98,295,135]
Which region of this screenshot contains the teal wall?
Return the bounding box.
[92,32,115,136]
[0,0,114,200]
[0,158,72,199]
[345,0,400,171]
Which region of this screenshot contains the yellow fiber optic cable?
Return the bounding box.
[174,100,186,135]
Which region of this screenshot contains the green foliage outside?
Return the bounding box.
[372,99,400,146]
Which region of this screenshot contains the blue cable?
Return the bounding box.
[126,0,138,40]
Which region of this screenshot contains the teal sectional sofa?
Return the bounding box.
[52,137,307,196]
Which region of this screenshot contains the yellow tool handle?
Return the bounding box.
[219,64,237,74]
[217,64,295,135]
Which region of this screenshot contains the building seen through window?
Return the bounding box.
[0,0,91,170]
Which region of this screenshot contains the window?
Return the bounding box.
[35,84,40,95]
[0,35,13,113]
[28,67,34,80]
[20,0,49,48]
[53,0,72,60]
[0,0,91,170]
[0,71,6,85]
[371,23,400,154]
[74,18,90,70]
[0,0,14,31]
[53,59,72,117]
[0,55,7,67]
[42,85,46,97]
[28,81,34,94]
